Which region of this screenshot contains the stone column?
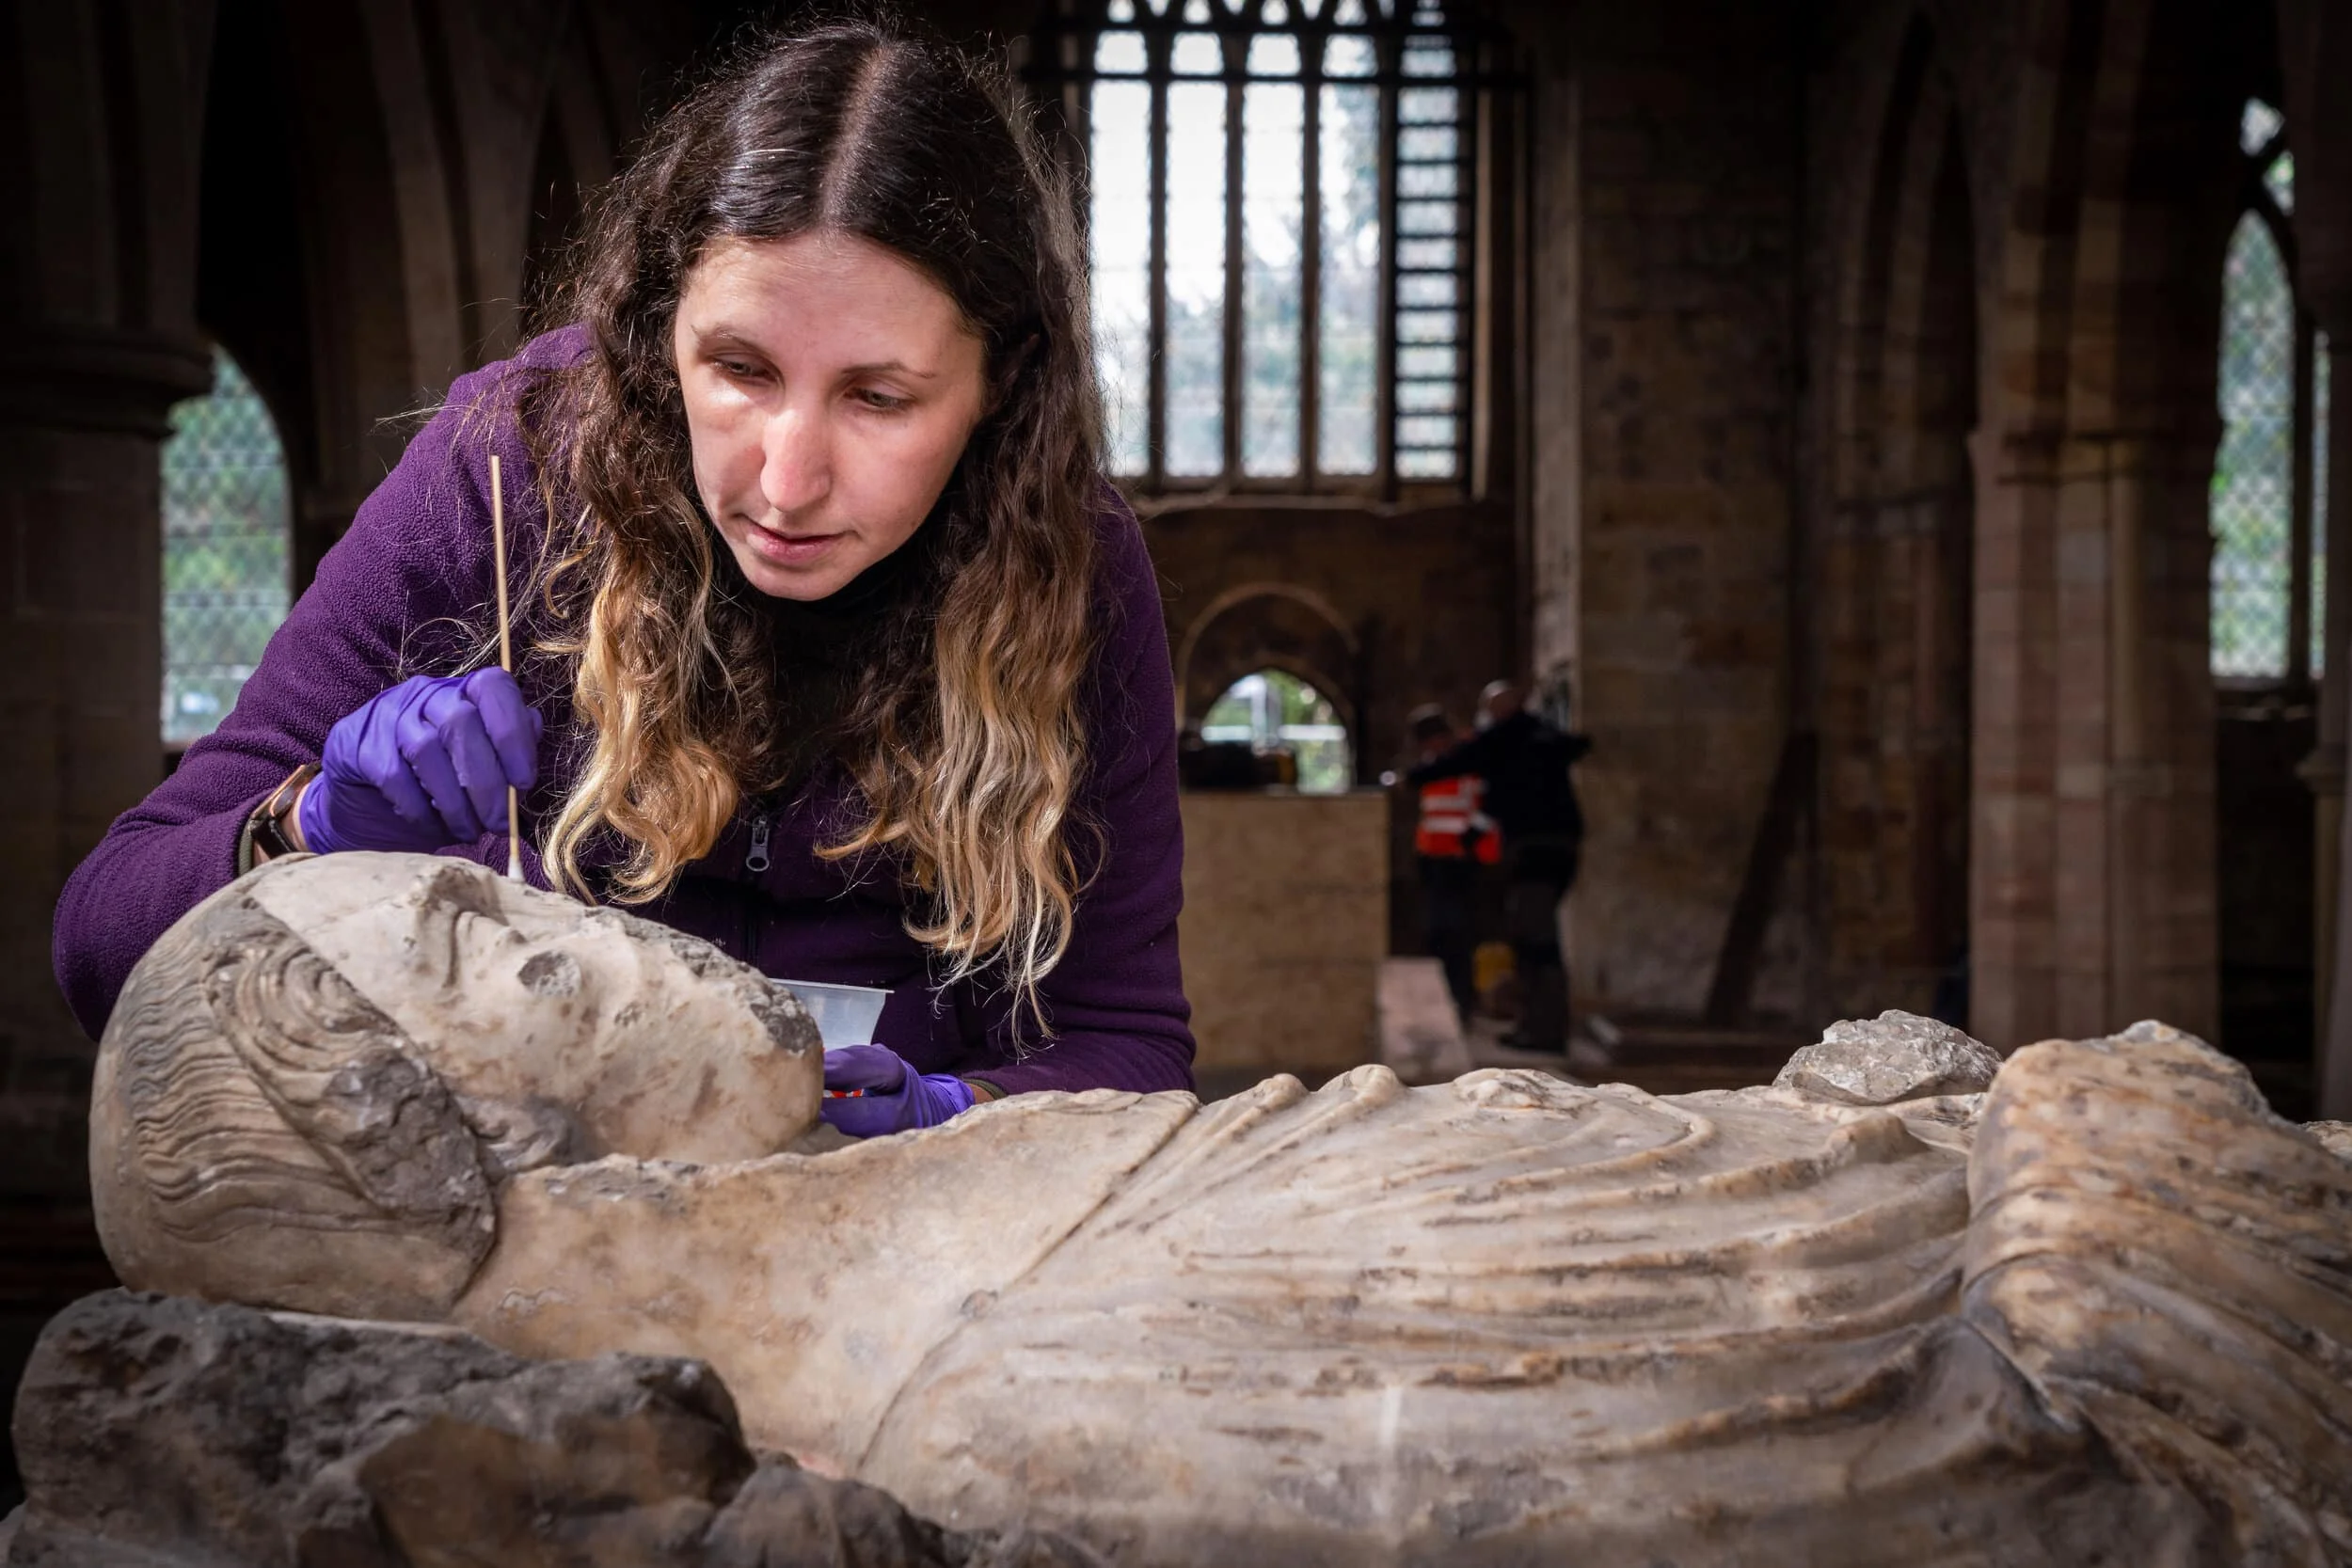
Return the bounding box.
[1968,425,2061,1051]
[2275,0,2352,1111]
[1969,420,2221,1050]
[0,333,209,1197]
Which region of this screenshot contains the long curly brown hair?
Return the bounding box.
[520,15,1102,1029]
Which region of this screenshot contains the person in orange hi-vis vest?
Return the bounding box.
[1408,705,1496,1024]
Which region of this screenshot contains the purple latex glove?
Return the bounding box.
[818,1044,978,1138]
[297,670,543,855]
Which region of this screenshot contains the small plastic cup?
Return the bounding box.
[773,978,890,1050]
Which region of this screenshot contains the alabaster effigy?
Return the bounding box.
[66,854,2352,1565]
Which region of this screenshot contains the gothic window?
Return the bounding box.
[2212,98,2326,683]
[1037,0,1481,493]
[1200,669,1353,790]
[162,348,291,744]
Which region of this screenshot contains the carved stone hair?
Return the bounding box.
[90,873,496,1320]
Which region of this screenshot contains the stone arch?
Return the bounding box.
[1173,583,1363,752]
[1970,0,2252,1048]
[1820,11,1979,1021]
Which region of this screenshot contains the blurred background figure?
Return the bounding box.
[1411,681,1592,1053]
[1407,704,1498,1025]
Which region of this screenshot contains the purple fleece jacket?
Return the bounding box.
[53,327,1195,1098]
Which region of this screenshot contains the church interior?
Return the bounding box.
[4,0,2347,1520]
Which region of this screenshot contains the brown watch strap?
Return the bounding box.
[244,764,320,869]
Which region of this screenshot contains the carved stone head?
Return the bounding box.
[89,852,821,1319]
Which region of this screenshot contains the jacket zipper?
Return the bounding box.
[739,804,772,960]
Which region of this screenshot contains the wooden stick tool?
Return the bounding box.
[488,453,523,882]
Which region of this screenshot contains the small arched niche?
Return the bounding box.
[1200,670,1354,794]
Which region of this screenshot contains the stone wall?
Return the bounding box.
[1523,0,1805,1016]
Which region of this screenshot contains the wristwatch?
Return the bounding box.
[244,764,319,869]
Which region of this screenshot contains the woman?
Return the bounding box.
[52,18,1193,1135]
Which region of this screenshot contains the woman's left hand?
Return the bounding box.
[818,1045,980,1137]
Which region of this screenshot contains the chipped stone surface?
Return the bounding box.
[1772,1007,2001,1104]
[4,1291,1097,1568]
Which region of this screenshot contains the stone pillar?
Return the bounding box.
[0,334,209,1196]
[2275,0,2352,1111]
[1970,421,2220,1050]
[1970,426,2061,1051]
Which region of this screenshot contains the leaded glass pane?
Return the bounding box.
[2267,149,2295,215]
[1400,35,1454,75]
[1323,33,1374,77]
[1171,29,1220,73]
[1246,31,1299,75]
[1165,79,1228,475]
[162,349,289,743]
[1396,309,1454,342]
[1399,161,1458,199]
[1399,87,1455,125]
[1319,81,1380,473]
[1397,343,1456,379]
[1243,81,1305,476]
[1396,238,1457,271]
[1399,125,1457,162]
[1396,379,1456,412]
[2212,212,2294,678]
[1095,30,1146,73]
[1089,79,1152,476]
[1398,273,1458,308]
[2242,99,2284,157]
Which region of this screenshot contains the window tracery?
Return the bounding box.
[1036,0,1486,493]
[2212,97,2324,683]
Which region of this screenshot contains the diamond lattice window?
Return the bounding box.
[2211,98,2322,684]
[162,349,290,743]
[2214,212,2294,678]
[1041,0,1478,493]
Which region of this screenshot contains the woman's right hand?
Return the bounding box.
[295,670,543,854]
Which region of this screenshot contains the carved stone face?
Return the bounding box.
[89,851,824,1323]
[247,853,822,1166]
